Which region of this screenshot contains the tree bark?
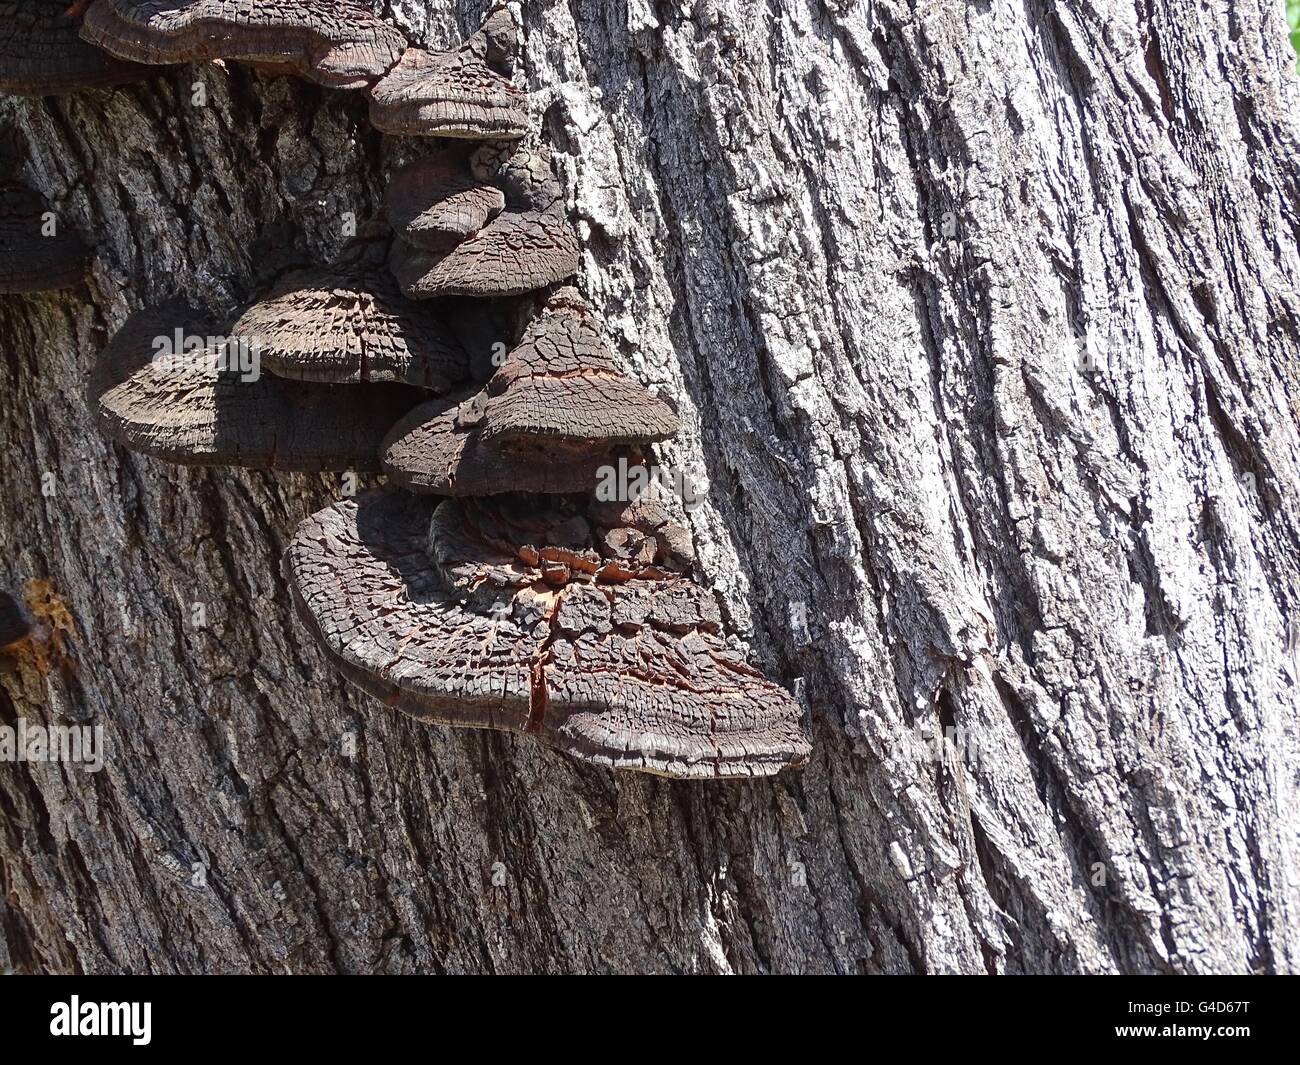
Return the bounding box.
[2,0,1299,975]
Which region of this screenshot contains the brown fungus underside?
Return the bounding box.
[285,491,810,779]
[229,267,469,388]
[0,1,146,95]
[91,302,422,471]
[80,0,406,89]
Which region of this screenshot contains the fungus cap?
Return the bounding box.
[284,491,811,779]
[481,288,680,446]
[91,302,420,471]
[387,150,506,248]
[367,8,526,138]
[80,0,406,89]
[388,150,578,299]
[230,267,468,388]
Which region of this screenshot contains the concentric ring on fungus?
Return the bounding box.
[284,491,811,779]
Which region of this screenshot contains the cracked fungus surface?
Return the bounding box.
[368,43,527,139]
[81,0,406,88]
[387,150,507,246]
[231,267,468,388]
[482,290,680,445]
[285,492,811,779]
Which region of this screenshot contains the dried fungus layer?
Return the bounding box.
[0,181,88,294]
[91,302,419,471]
[230,268,468,388]
[367,8,526,139]
[389,150,579,299]
[382,388,618,496]
[285,491,810,778]
[387,150,505,248]
[0,1,145,95]
[80,0,406,89]
[483,289,680,446]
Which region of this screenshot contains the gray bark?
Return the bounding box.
[2,0,1299,974]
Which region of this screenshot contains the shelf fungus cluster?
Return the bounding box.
[71,6,811,778]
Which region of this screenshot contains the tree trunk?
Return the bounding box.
[2,0,1299,975]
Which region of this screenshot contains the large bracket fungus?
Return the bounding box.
[80,0,407,89]
[367,7,526,139]
[91,302,421,471]
[56,0,813,780]
[0,1,146,95]
[389,146,579,299]
[285,491,811,779]
[229,267,469,388]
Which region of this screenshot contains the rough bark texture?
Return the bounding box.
[2,0,1299,974]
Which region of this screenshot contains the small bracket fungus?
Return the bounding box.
[387,148,507,248]
[481,288,680,446]
[229,267,469,388]
[0,173,88,294]
[381,388,623,496]
[0,1,146,95]
[90,302,422,471]
[285,491,811,779]
[80,0,407,89]
[389,146,579,299]
[368,7,526,139]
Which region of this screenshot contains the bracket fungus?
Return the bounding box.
[0,175,88,294]
[229,267,468,388]
[382,388,623,497]
[381,290,677,493]
[285,491,811,778]
[481,288,680,446]
[387,149,507,248]
[80,0,407,89]
[389,147,579,299]
[91,302,421,471]
[0,1,146,95]
[368,7,526,139]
